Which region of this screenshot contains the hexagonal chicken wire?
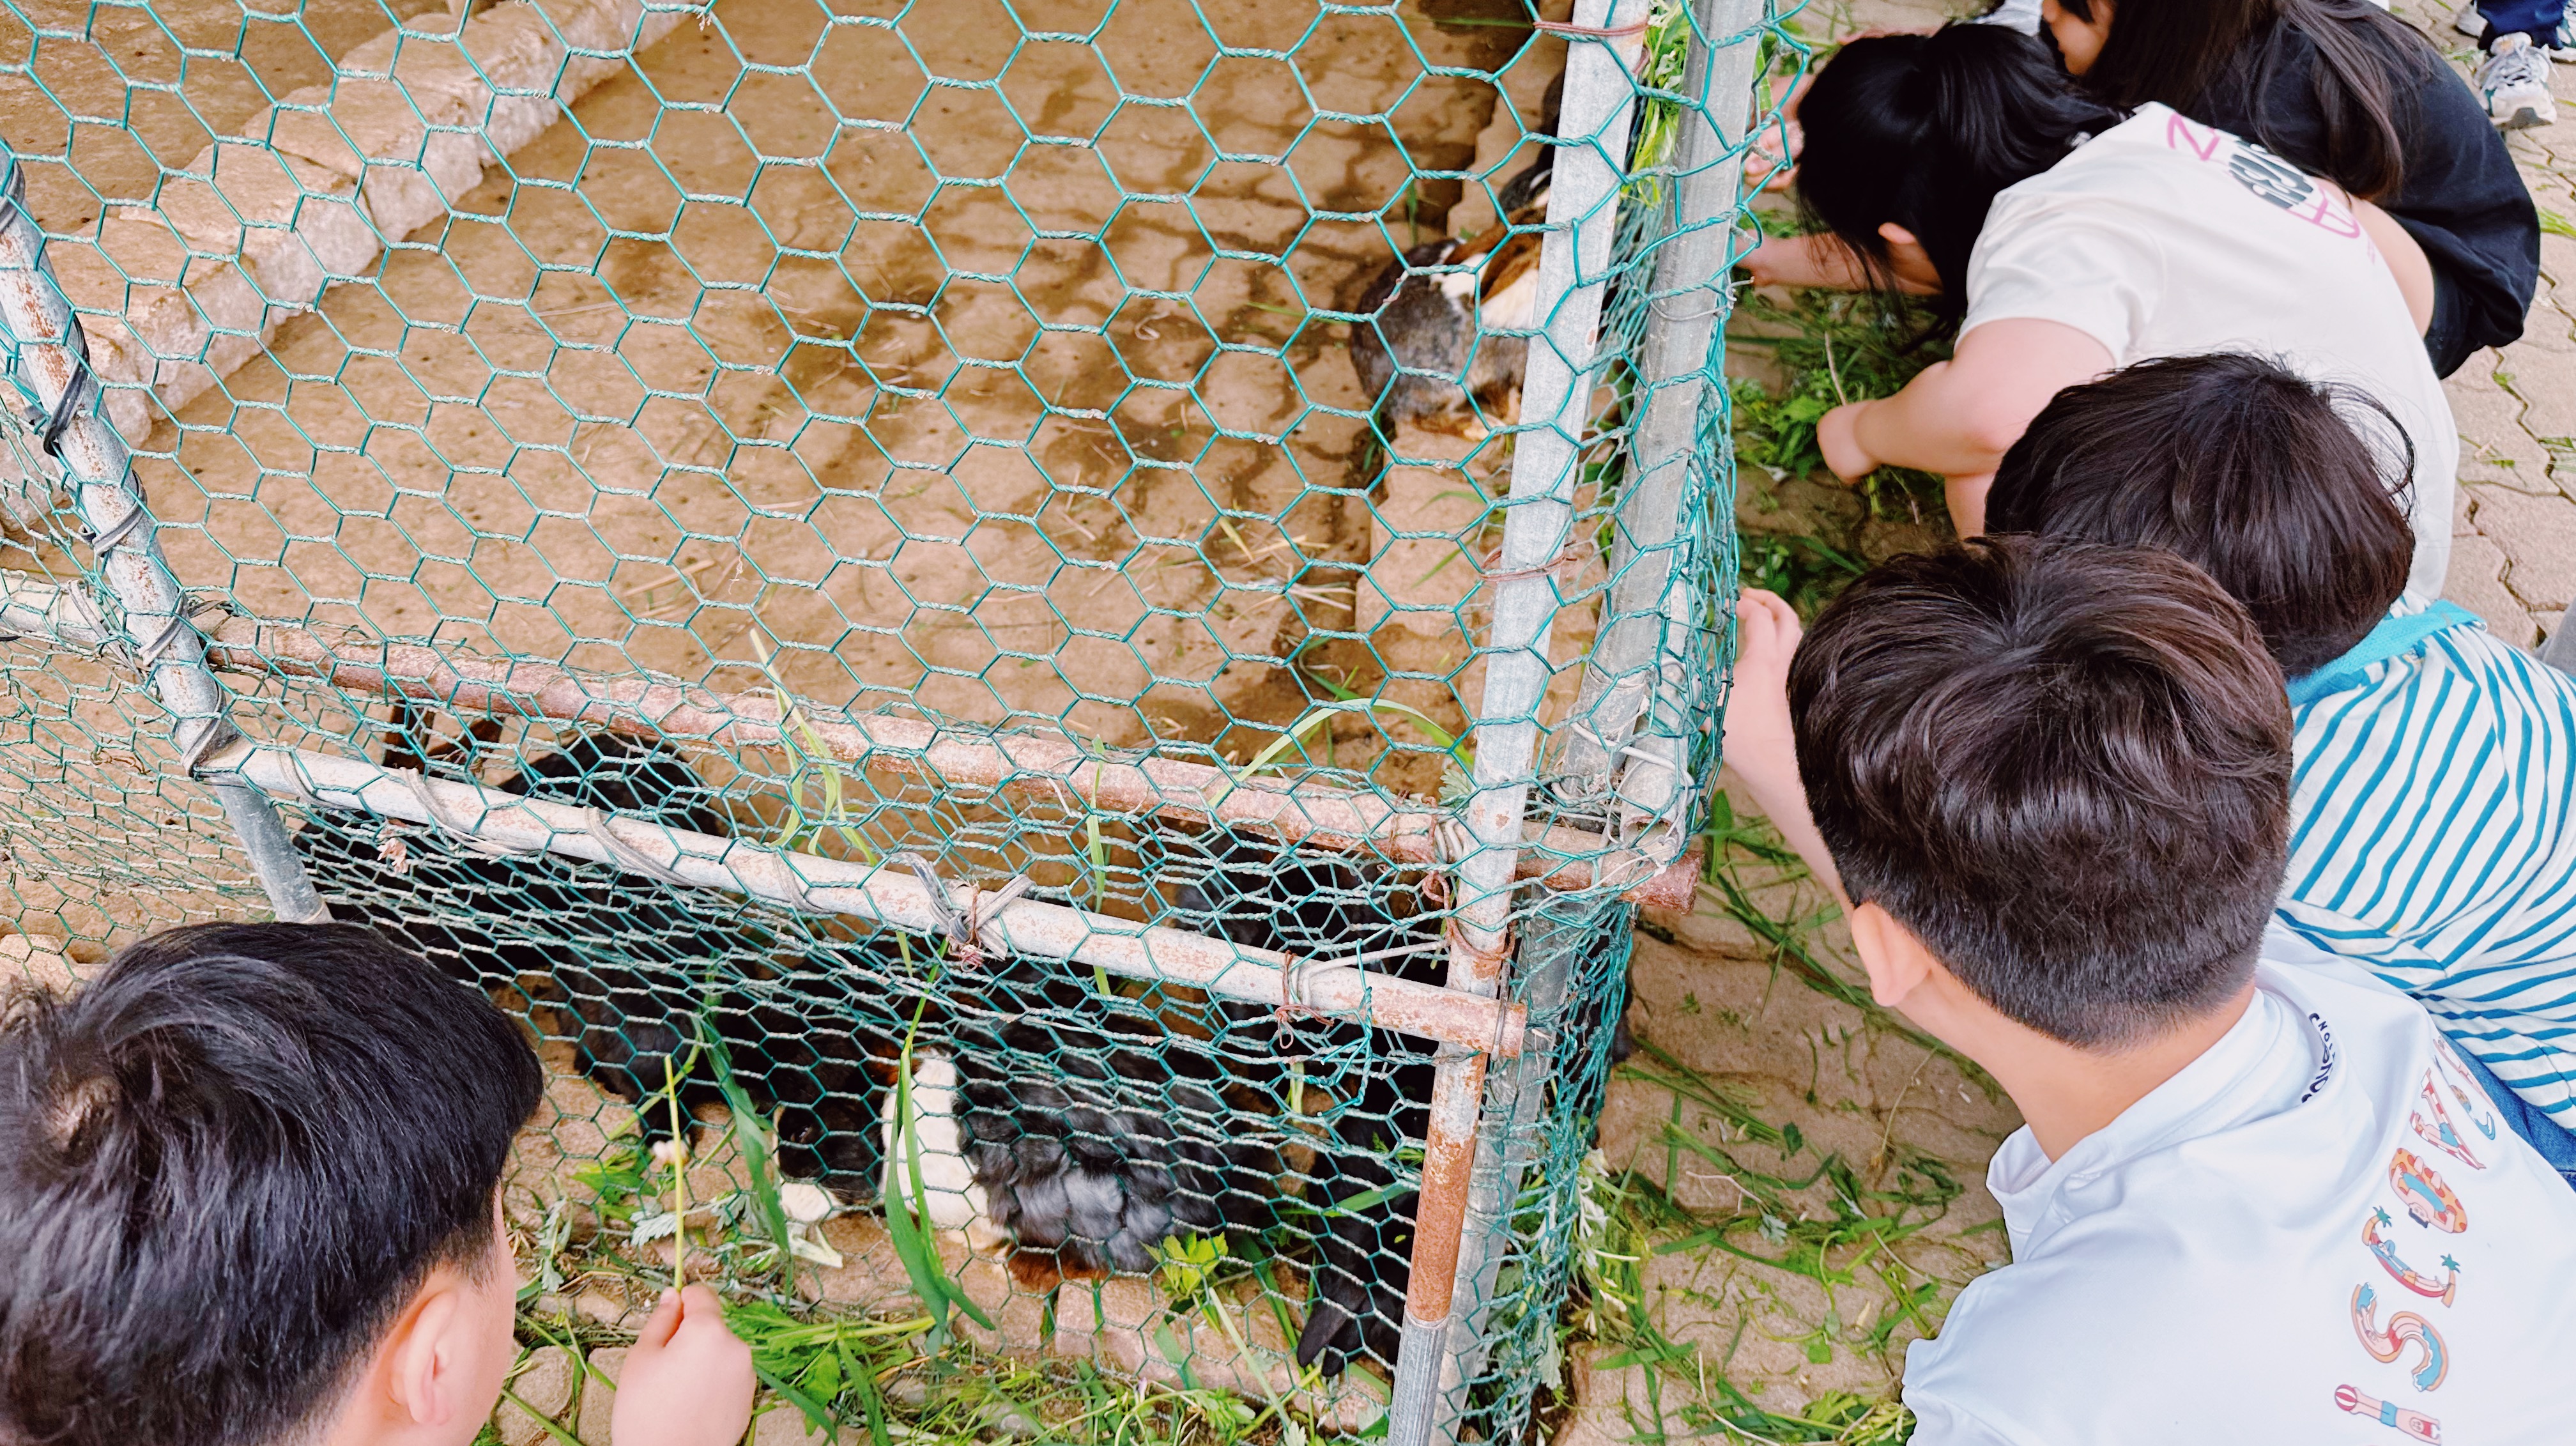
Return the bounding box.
[0,0,1780,1442]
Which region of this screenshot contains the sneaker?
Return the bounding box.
[2482,33,2557,128]
[2455,0,2484,34]
[2552,19,2576,59]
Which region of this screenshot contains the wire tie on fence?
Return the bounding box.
[961,874,1032,972]
[1478,541,1587,587]
[894,852,1031,970]
[131,615,194,671]
[773,857,830,915]
[1272,952,1326,1044]
[37,363,92,459]
[88,502,147,560]
[587,811,699,889]
[1531,17,1652,38]
[1444,914,1514,980]
[405,770,541,859]
[898,851,966,941]
[174,716,238,777]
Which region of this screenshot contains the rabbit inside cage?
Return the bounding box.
[284,708,1613,1391]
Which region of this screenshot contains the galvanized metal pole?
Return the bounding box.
[1420,0,1771,1431]
[0,150,328,924]
[1381,4,1651,1444]
[1557,0,1768,841]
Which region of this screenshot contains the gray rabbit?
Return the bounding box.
[1348,155,1553,439]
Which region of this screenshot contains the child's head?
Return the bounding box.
[1790,534,2292,1050]
[1985,351,2414,676]
[1794,25,2122,319]
[2046,0,2429,201]
[0,922,543,1446]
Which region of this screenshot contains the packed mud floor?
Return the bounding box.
[2,0,1613,802]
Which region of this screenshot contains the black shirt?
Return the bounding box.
[2188,20,2539,368]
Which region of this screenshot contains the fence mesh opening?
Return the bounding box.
[0,0,1782,1440]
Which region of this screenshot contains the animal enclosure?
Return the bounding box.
[0,0,1777,1440]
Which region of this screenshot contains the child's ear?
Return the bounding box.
[383,1286,467,1427]
[1849,902,1935,1010]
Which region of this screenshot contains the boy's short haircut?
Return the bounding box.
[0,922,543,1446]
[1790,536,2294,1049]
[1984,351,2416,677]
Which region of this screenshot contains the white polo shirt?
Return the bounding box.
[1899,934,2576,1443]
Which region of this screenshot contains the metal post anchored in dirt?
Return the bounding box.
[1448,0,1770,1408]
[1382,3,1654,1445]
[0,150,328,925]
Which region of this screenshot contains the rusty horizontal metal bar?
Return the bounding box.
[205,739,1530,1059]
[192,614,1701,907]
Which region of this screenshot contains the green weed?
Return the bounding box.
[1728,288,1949,524]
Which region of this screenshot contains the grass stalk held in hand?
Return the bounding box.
[663,1054,693,1284]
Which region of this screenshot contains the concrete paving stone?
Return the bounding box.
[496,1346,575,1446]
[2508,345,2576,440]
[574,1346,626,1446]
[2447,366,2558,488]
[2442,531,2545,645]
[2468,484,2576,612]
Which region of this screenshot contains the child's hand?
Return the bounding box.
[1723,590,1850,906]
[1723,590,1803,775]
[611,1286,755,1446]
[1816,400,1877,482]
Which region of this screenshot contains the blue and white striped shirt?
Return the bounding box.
[2277,596,2576,1123]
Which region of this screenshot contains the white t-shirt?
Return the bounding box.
[1901,934,2576,1444]
[1963,104,2457,599]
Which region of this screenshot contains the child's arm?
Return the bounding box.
[1722,590,1847,907]
[611,1286,756,1446]
[1813,318,2113,527]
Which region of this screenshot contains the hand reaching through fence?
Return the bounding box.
[1722,590,1844,905]
[610,1286,756,1446]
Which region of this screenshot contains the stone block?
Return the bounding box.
[576,1346,627,1446]
[496,1346,576,1446]
[2509,344,2576,441]
[2471,484,2576,611]
[2442,529,2545,646]
[2449,366,2555,489]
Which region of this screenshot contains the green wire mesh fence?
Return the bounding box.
[0,0,1792,1440]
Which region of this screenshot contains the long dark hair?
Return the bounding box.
[2064,0,2436,199]
[1794,26,2122,327]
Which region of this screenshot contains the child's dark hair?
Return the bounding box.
[1795,26,2123,327]
[0,922,543,1446]
[1985,353,2414,677]
[1791,535,2292,1049]
[2064,0,2435,201]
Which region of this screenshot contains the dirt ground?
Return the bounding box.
[0,0,1614,800]
[0,0,2014,1436]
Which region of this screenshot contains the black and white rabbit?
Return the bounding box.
[294,709,898,1197]
[901,955,1287,1281]
[1347,155,1554,438]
